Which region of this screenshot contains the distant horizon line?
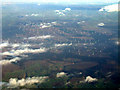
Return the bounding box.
[2,1,119,5]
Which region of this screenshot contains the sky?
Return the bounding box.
[2,0,119,4]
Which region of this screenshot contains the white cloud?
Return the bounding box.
[85,76,98,83]
[11,43,31,48]
[55,43,72,47]
[8,76,48,88]
[0,57,21,65]
[65,8,71,11]
[51,22,57,25]
[55,10,60,13]
[56,11,65,16]
[11,44,20,48]
[98,23,105,26]
[0,42,49,65]
[0,42,31,49]
[1,42,47,64]
[21,44,31,47]
[56,72,67,77]
[55,8,71,16]
[31,14,39,16]
[55,10,65,16]
[0,42,9,48]
[37,3,41,5]
[115,41,120,45]
[25,35,54,40]
[2,48,47,56]
[25,14,29,17]
[41,25,52,28]
[99,4,119,12]
[77,21,85,24]
[39,23,54,28]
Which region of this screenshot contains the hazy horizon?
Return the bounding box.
[2,0,119,4]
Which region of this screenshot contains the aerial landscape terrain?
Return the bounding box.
[0,1,120,89]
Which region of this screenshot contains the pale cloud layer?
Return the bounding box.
[3,0,119,3]
[99,4,119,12]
